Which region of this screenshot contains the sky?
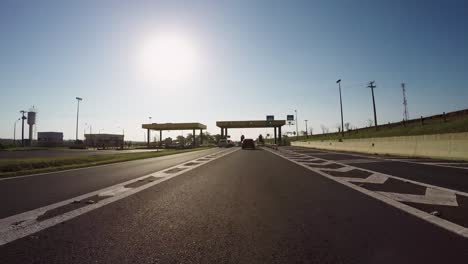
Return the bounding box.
[1,0,467,141]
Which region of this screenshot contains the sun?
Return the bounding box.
[137,31,201,84]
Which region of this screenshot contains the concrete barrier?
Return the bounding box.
[292,132,468,161]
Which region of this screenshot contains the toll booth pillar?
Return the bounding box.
[147,129,150,147]
[193,129,196,146]
[159,130,162,147]
[274,127,277,144]
[200,129,203,145]
[278,126,282,145]
[221,127,224,137]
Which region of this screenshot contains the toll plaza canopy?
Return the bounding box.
[142,122,207,147]
[216,120,286,145]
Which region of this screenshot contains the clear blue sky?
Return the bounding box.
[1,0,467,141]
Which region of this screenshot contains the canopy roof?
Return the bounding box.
[142,122,207,130]
[216,120,286,128]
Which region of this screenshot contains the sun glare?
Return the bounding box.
[137,31,201,84]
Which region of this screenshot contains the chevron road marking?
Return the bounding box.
[264,147,468,238]
[377,188,458,206]
[336,173,389,184]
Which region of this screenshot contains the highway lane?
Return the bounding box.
[0,148,222,218]
[1,147,467,263]
[283,146,468,192]
[0,148,164,159]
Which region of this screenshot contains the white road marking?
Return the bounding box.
[337,159,384,164]
[319,166,354,173]
[377,188,458,206]
[288,147,468,170]
[0,148,239,246]
[265,147,468,238]
[0,148,218,181]
[98,187,132,197]
[336,173,389,184]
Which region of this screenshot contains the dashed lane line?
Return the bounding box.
[0,149,220,181]
[0,148,239,246]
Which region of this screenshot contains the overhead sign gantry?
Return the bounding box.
[216,120,286,145]
[142,122,207,147]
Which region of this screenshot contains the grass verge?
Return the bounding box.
[295,115,468,142]
[0,147,212,178]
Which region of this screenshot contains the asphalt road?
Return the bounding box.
[1,147,467,263]
[0,148,165,159]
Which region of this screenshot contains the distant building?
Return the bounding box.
[85,134,124,149]
[37,132,64,146]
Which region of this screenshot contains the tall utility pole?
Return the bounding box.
[304,120,308,138]
[295,109,299,140]
[402,82,409,121]
[336,79,344,137]
[20,110,27,147]
[75,97,83,141]
[13,118,20,145]
[367,81,378,128]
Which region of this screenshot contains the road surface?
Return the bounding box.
[0,148,165,159]
[1,146,467,263]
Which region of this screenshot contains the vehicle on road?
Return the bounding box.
[241,138,255,150]
[218,139,228,147]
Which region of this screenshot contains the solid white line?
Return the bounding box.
[0,148,239,246]
[290,146,468,170]
[265,147,468,238]
[283,148,468,197]
[0,148,217,181]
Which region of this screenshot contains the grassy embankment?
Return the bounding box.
[0,147,211,178]
[294,113,468,142]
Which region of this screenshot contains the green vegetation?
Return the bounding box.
[1,146,60,151]
[294,114,468,142]
[0,147,211,178]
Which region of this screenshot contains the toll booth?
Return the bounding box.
[142,122,207,148]
[216,120,286,145]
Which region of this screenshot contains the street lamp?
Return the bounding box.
[13,118,20,145]
[20,110,27,147]
[75,97,83,141]
[336,79,344,137]
[304,120,308,138]
[295,109,299,140]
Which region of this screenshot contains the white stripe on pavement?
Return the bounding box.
[264,147,468,239]
[0,148,239,246]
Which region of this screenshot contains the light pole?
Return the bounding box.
[295,109,299,140]
[336,79,344,137]
[20,110,27,147]
[304,120,308,138]
[13,118,20,145]
[75,97,83,141]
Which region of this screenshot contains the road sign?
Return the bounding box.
[287,115,294,121]
[266,115,274,121]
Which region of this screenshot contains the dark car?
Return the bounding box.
[241,138,255,150]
